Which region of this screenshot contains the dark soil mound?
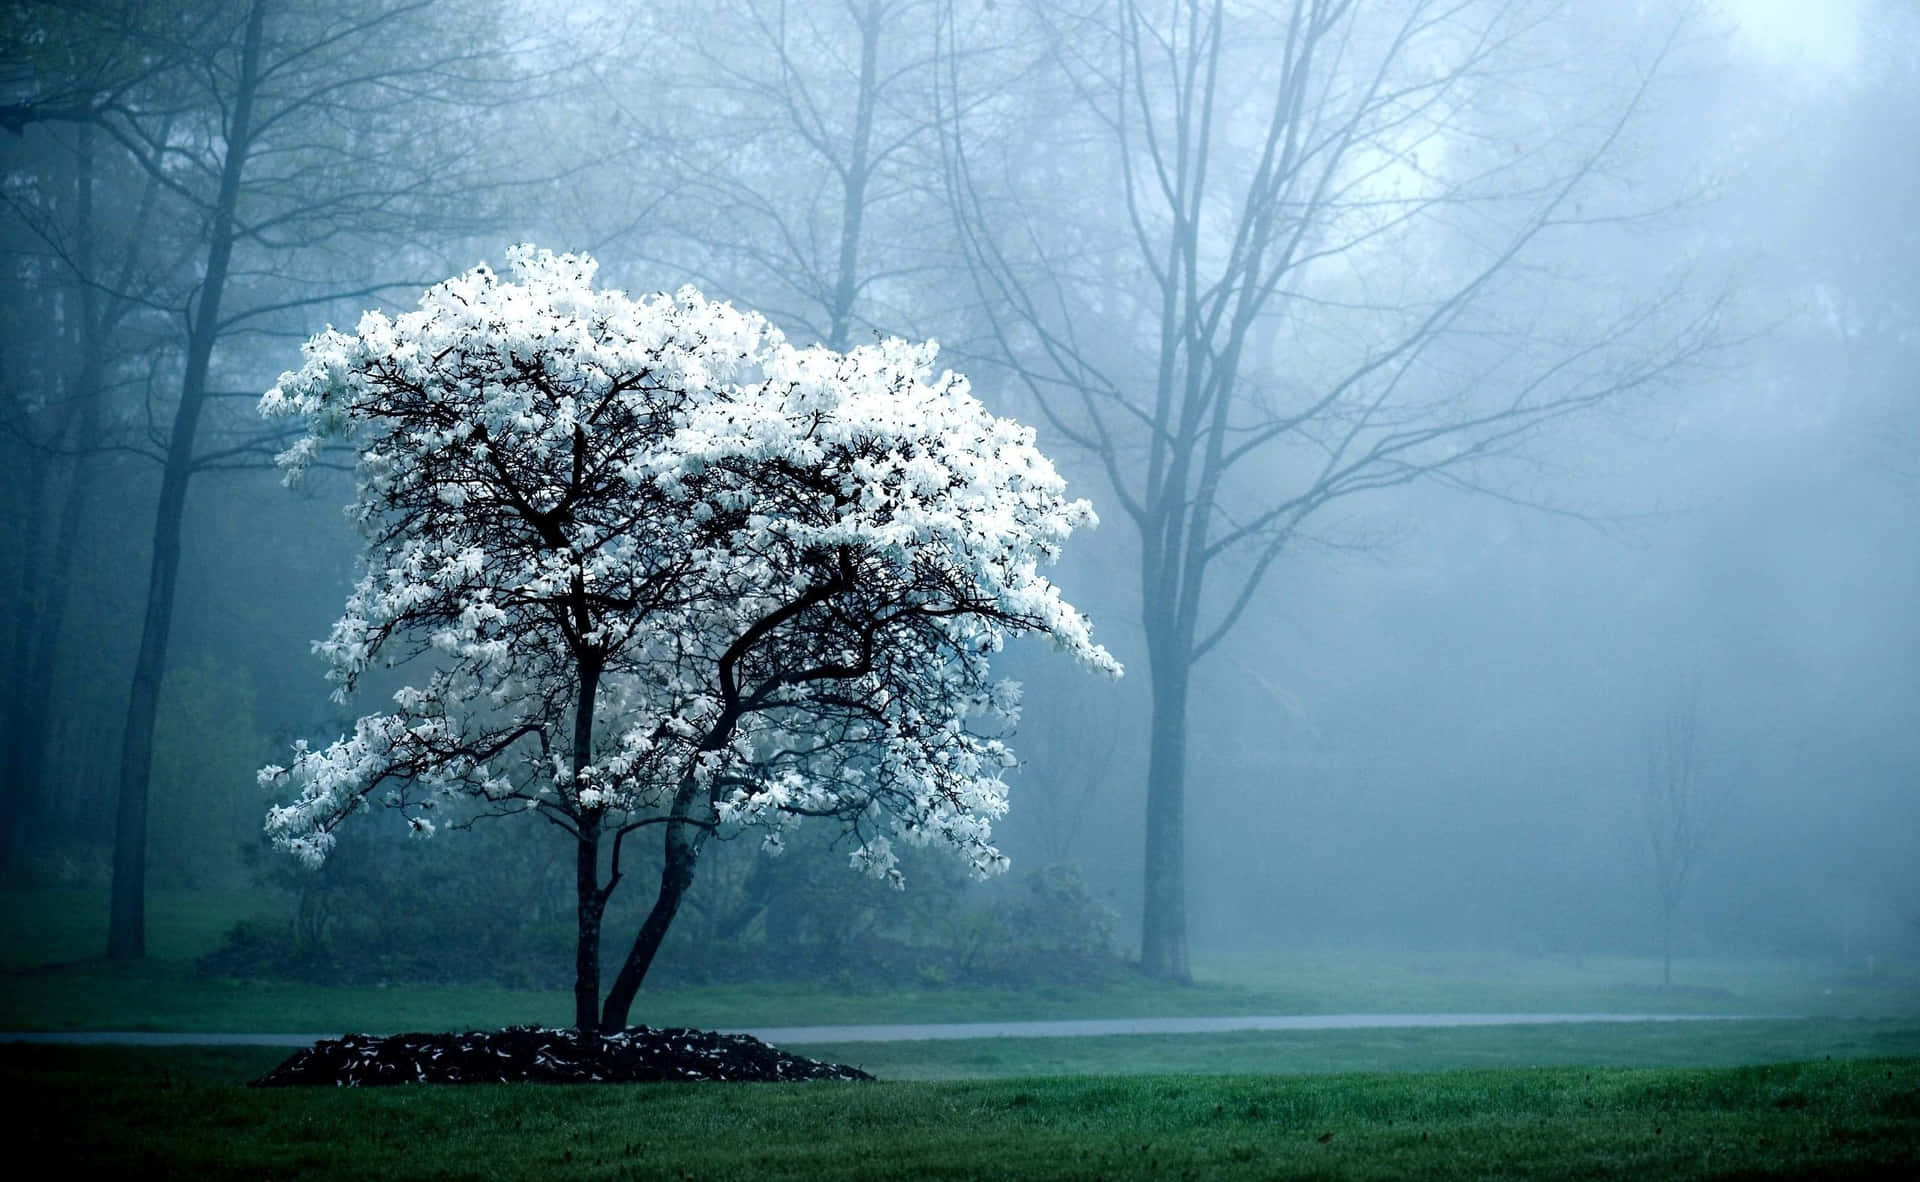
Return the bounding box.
[252,1025,874,1086]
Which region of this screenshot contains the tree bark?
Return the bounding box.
[0,438,52,872]
[1138,649,1192,983]
[108,0,266,960]
[823,0,880,352]
[571,659,605,1032]
[599,784,709,1032]
[5,124,108,872]
[1661,904,1673,989]
[573,817,605,1031]
[1128,567,1190,982]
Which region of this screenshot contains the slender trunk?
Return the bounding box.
[13,409,100,868]
[600,783,709,1032]
[824,2,879,352]
[107,302,205,959]
[1138,644,1192,983]
[571,659,604,1032]
[1136,299,1205,984]
[0,445,51,874]
[1661,904,1673,989]
[109,0,266,960]
[5,125,106,873]
[573,817,604,1031]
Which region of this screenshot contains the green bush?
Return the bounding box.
[204,822,574,988]
[205,820,1121,990]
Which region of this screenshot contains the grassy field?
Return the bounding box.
[10,888,1917,1176]
[814,1019,1920,1081]
[0,886,264,970]
[7,1044,1916,1179]
[7,886,1918,1037]
[1192,945,1920,1020]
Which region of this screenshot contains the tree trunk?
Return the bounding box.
[573,818,605,1031]
[600,792,709,1032]
[13,410,100,866]
[570,658,605,1032]
[823,0,879,353]
[1138,651,1192,983]
[1661,904,1673,989]
[108,0,266,960]
[5,124,107,873]
[0,443,52,874]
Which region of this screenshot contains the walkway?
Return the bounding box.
[3,1012,1754,1047]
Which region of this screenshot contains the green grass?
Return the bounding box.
[7,1045,1916,1179]
[0,954,1374,1034]
[814,1019,1920,1080]
[1193,945,1920,1020]
[0,886,266,969]
[6,886,1917,1039]
[10,955,1916,1038]
[11,888,1918,1174]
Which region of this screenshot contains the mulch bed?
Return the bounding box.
[252,1025,874,1086]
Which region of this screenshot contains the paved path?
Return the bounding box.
[3,1012,1756,1048]
[741,1012,1753,1044]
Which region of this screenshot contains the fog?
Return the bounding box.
[2,0,1914,1004]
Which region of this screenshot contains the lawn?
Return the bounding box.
[7,1044,1916,1179]
[813,1018,1920,1081]
[0,886,265,970]
[1192,945,1920,1020]
[11,887,1918,1176]
[7,886,1917,1037]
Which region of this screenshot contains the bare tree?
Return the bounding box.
[0,114,174,871]
[1643,689,1710,989]
[1789,0,1920,487]
[594,0,968,349]
[941,0,1726,979]
[5,0,533,956]
[3,1,213,872]
[0,1,204,134]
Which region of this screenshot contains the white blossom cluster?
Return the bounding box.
[259,246,1117,883]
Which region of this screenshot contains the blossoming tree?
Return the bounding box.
[258,247,1117,1032]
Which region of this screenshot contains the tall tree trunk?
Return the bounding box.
[573,817,606,1031]
[571,660,605,1032]
[823,0,879,353]
[13,406,100,870]
[0,447,52,873]
[1138,645,1192,983]
[1661,904,1673,989]
[108,0,266,960]
[5,124,107,873]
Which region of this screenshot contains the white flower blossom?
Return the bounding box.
[259,244,1117,909]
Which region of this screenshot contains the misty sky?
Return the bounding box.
[1727,0,1863,69]
[1,0,1913,987]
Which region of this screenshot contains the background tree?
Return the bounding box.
[1775,0,1920,486]
[941,0,1724,980]
[1643,688,1711,989]
[593,0,961,351]
[0,1,199,134]
[0,0,530,957]
[0,2,202,874]
[261,248,1116,1031]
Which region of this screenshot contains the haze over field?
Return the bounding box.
[1,0,1914,1004]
